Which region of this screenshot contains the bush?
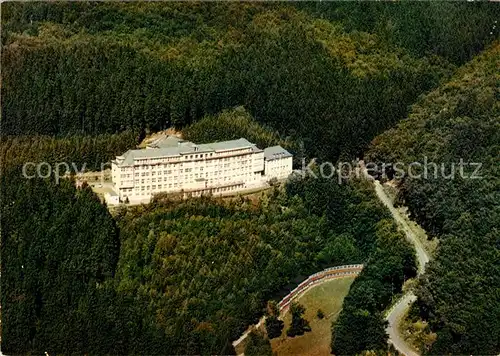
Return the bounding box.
[317,309,325,319]
[286,302,311,337]
[244,330,273,356]
[265,316,284,340]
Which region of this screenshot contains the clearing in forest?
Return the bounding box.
[271,277,355,356]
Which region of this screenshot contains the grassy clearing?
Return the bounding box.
[271,277,355,356]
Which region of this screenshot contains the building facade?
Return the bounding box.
[110,136,292,204]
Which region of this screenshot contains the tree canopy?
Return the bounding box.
[366,42,500,354]
[1,2,498,354]
[0,170,120,354]
[1,2,460,161]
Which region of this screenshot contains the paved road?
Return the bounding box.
[372,180,430,356]
[386,293,419,356]
[373,181,429,274]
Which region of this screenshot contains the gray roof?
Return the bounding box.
[251,145,264,153]
[264,146,292,161]
[197,138,254,152]
[147,135,185,148]
[116,137,259,166]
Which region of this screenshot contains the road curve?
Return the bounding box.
[386,293,418,356]
[372,180,430,356]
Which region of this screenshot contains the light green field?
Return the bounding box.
[271,277,355,356]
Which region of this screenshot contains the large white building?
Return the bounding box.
[109,136,292,204]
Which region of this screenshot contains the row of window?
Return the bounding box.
[119,170,260,189]
[122,152,255,172]
[121,183,245,197]
[127,169,253,182]
[128,163,253,177]
[132,172,251,186]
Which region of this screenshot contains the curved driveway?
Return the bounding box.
[386,293,418,356]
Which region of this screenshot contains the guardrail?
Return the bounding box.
[232,264,363,351]
[278,264,363,312]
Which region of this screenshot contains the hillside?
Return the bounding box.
[366,42,500,354]
[1,2,458,161]
[182,106,299,155]
[1,163,416,354]
[1,2,499,355]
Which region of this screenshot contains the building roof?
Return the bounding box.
[147,135,185,149]
[251,145,264,153]
[263,145,292,161]
[116,137,260,166]
[197,138,254,152]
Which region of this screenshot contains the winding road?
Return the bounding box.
[373,181,429,274]
[372,180,431,356]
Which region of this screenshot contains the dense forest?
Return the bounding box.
[2,1,469,161]
[366,42,500,354]
[297,2,498,65]
[114,176,387,354]
[0,170,120,353]
[1,2,499,355]
[182,106,299,155]
[1,130,140,173]
[2,165,412,354]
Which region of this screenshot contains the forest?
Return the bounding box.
[182,106,300,156]
[367,42,500,354]
[0,169,121,353]
[1,1,499,355]
[2,1,473,161]
[1,163,413,354]
[1,130,141,173]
